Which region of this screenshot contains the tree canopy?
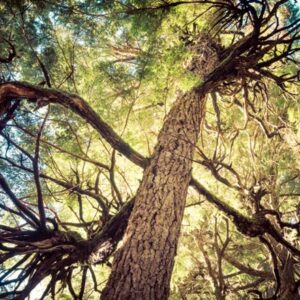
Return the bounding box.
[0,0,300,299]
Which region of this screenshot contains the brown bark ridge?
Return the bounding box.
[101,87,206,300]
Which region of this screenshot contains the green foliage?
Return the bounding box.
[1,1,300,299]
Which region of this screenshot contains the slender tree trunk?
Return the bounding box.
[278,259,300,300]
[101,88,206,300]
[276,245,300,300]
[268,195,300,300]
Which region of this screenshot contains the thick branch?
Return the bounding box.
[0,82,147,168]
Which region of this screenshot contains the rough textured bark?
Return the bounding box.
[101,88,206,300]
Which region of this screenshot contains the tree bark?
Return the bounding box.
[101,88,206,300]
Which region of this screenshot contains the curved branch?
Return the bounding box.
[0,172,40,228]
[0,39,16,64]
[0,82,147,168]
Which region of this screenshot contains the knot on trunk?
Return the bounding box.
[184,33,222,79]
[88,239,114,264]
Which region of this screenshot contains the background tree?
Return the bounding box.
[0,0,300,299]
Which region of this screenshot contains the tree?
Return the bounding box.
[0,1,300,299]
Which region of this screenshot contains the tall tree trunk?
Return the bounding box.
[101,88,206,300]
